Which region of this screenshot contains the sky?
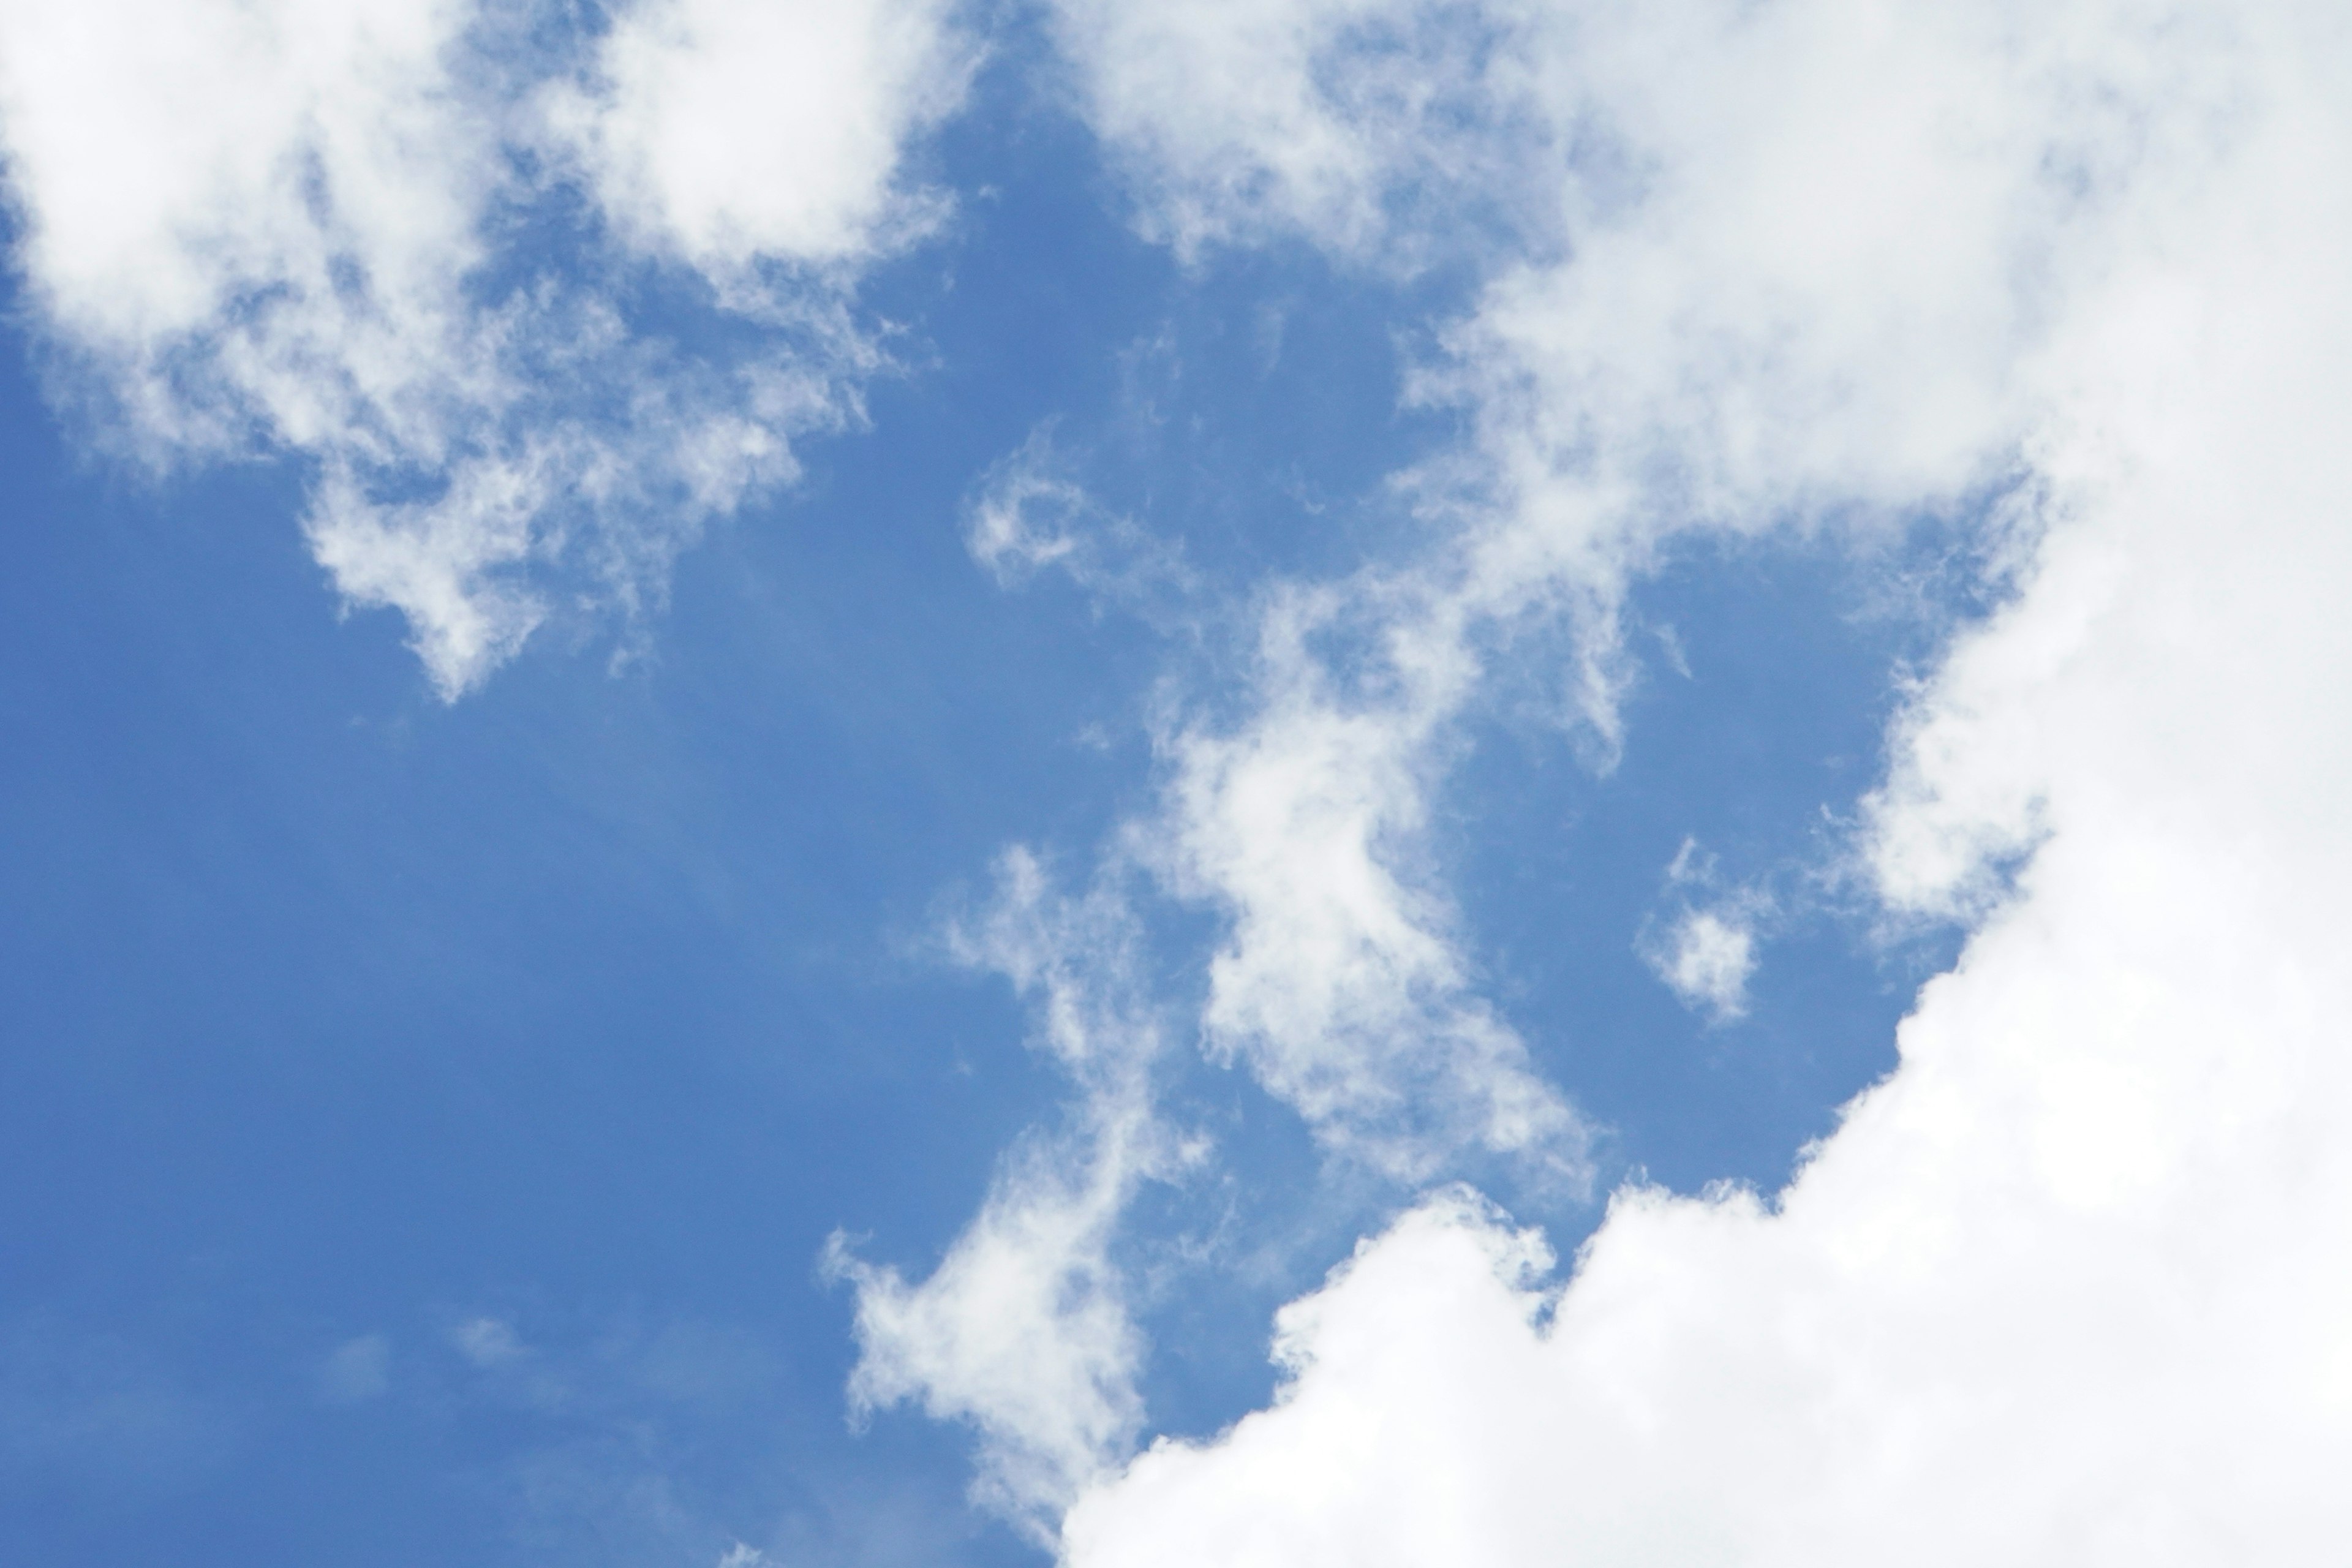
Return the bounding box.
[2,1,2350,1566]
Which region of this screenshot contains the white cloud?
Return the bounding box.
[1646,906,1756,1022]
[1645,839,1765,1021]
[0,0,968,695]
[830,1110,1154,1539]
[1046,0,1539,262]
[830,851,1193,1539]
[967,433,1096,584]
[964,426,1193,615]
[1154,587,1589,1180]
[545,0,967,277]
[1046,1,2352,1561]
[957,418,1593,1185]
[1033,0,2216,1206]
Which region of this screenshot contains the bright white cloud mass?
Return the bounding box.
[5,0,2351,1565]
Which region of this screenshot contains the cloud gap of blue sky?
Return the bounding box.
[1446,521,1992,1197]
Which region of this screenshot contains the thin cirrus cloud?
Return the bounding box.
[0,0,968,697]
[962,424,1196,619]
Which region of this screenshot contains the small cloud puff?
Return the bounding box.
[1649,907,1758,1022]
[1645,839,1765,1023]
[451,1316,525,1368]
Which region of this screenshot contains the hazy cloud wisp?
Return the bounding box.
[0,0,969,695]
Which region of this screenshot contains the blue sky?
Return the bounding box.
[6,3,2351,1566]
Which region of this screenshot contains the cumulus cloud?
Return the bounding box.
[1646,906,1756,1021]
[1042,0,2352,1561]
[1643,837,1766,1021]
[546,0,967,277]
[0,0,968,695]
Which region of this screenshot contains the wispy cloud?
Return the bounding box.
[0,0,970,695]
[1047,0,1546,263]
[829,850,1193,1539]
[452,1316,527,1369]
[1153,574,1592,1180]
[964,425,1195,619]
